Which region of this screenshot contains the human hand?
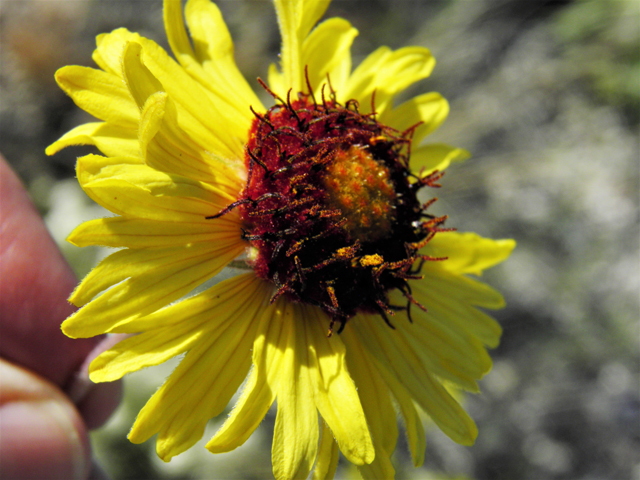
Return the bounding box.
[0,156,122,480]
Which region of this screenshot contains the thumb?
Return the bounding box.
[0,359,91,480]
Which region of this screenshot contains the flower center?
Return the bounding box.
[211,86,447,334]
[323,145,395,242]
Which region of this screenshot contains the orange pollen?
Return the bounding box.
[323,145,396,242]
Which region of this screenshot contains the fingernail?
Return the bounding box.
[0,400,88,480]
[66,333,129,405]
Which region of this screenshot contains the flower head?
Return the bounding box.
[49,0,515,478]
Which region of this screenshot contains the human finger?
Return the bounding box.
[0,155,97,387]
[0,156,121,428]
[0,359,91,480]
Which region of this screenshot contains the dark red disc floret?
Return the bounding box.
[211,87,448,335]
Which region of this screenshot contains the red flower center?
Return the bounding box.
[211,86,447,334]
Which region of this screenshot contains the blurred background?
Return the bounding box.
[1,0,638,479]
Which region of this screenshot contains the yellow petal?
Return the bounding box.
[90,325,201,384]
[352,314,478,446]
[343,323,398,455]
[122,41,164,109]
[420,266,507,310]
[381,92,449,145]
[340,45,389,104]
[410,143,470,175]
[381,368,426,468]
[297,1,332,45]
[273,0,330,94]
[54,66,138,127]
[88,274,266,382]
[392,289,493,380]
[153,326,254,461]
[206,295,289,453]
[357,451,395,480]
[68,247,158,305]
[312,421,339,480]
[75,155,233,221]
[139,91,244,191]
[305,308,375,466]
[388,304,488,392]
[344,321,427,467]
[163,0,263,130]
[343,337,399,477]
[62,241,243,337]
[274,0,302,94]
[344,46,435,115]
[272,303,318,480]
[68,216,240,249]
[162,0,193,69]
[120,34,246,159]
[95,24,245,162]
[45,122,141,159]
[267,63,285,100]
[425,232,516,276]
[402,336,482,392]
[136,36,247,157]
[126,274,269,460]
[302,17,358,95]
[411,275,503,348]
[205,363,275,453]
[122,273,263,333]
[92,28,143,77]
[182,0,263,112]
[82,161,233,206]
[80,176,222,221]
[74,153,148,186]
[68,238,240,308]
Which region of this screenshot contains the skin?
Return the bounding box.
[0,155,122,480]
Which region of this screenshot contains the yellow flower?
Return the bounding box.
[48,0,515,478]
